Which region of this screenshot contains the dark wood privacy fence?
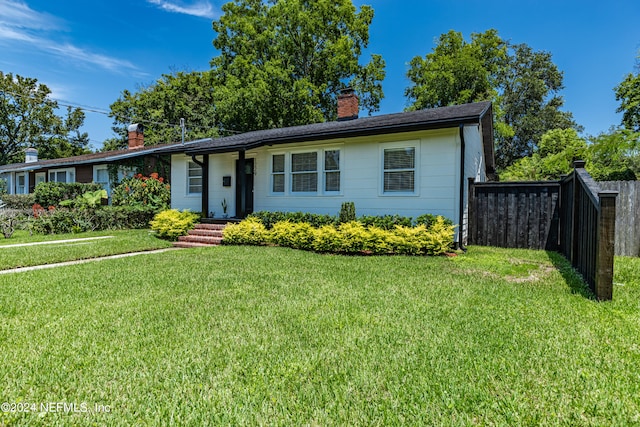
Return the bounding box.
[599,181,640,257]
[468,161,618,301]
[467,181,560,250]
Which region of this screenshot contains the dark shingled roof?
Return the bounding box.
[183,101,495,172]
[0,140,199,173]
[0,101,495,174]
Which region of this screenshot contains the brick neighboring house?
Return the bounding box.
[0,125,191,196]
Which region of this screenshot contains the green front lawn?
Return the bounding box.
[0,244,639,425]
[0,229,173,270]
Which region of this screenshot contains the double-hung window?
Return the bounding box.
[48,168,75,183]
[271,154,285,193]
[383,147,415,193]
[291,152,318,193]
[271,148,341,194]
[187,161,202,194]
[323,150,340,192]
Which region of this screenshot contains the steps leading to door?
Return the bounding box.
[173,223,226,248]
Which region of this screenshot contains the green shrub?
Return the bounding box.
[269,221,316,250]
[415,213,454,228]
[59,189,107,209]
[358,214,413,230]
[338,202,356,223]
[31,208,95,234]
[222,217,269,246]
[111,173,170,211]
[1,194,36,210]
[34,182,103,207]
[1,209,29,238]
[150,209,199,241]
[93,205,158,230]
[249,211,336,229]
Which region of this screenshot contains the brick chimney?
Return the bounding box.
[127,124,144,149]
[337,88,359,121]
[25,147,38,163]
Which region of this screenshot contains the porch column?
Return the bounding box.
[238,150,246,218]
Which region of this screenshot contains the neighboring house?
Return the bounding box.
[170,93,495,245]
[0,125,187,197]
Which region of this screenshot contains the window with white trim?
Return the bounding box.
[16,173,26,194]
[95,168,109,189]
[270,148,341,195]
[271,154,285,193]
[383,147,415,192]
[324,150,340,192]
[291,152,318,192]
[48,168,75,183]
[187,161,202,194]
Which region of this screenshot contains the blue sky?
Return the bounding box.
[1,0,639,151]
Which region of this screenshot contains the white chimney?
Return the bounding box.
[25,147,38,163]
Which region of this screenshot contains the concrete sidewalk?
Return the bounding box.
[0,248,178,275]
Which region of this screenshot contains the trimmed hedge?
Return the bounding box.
[1,194,36,210]
[34,182,103,207]
[250,210,454,231]
[223,216,456,256]
[31,205,158,234]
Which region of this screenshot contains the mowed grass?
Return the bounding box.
[0,244,639,426]
[0,229,173,270]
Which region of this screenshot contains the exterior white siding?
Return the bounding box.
[171,128,472,225]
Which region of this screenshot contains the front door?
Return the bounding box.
[235,158,254,217]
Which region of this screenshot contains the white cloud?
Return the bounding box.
[0,0,142,75]
[146,0,218,19]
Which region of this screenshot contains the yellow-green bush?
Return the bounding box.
[222,217,268,245]
[223,215,456,256]
[423,216,457,255]
[312,224,343,253]
[269,221,315,250]
[150,209,199,240]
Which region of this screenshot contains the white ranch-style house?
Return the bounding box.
[0,94,495,245]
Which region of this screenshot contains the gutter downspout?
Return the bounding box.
[458,124,467,252]
[191,155,209,218]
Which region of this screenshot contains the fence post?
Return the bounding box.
[595,191,618,301]
[571,161,586,264]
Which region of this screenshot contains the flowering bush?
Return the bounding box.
[111,173,170,211]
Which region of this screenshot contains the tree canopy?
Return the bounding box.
[0,72,89,164]
[500,128,587,181]
[105,71,218,150]
[405,30,577,170]
[107,0,385,148]
[615,54,640,132]
[210,0,385,131]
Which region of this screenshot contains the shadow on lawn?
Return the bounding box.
[545,250,596,300]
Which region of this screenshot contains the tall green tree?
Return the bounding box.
[500,128,587,181]
[0,72,89,164]
[587,128,639,181]
[210,0,385,131]
[106,71,218,150]
[405,30,577,170]
[615,54,640,132]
